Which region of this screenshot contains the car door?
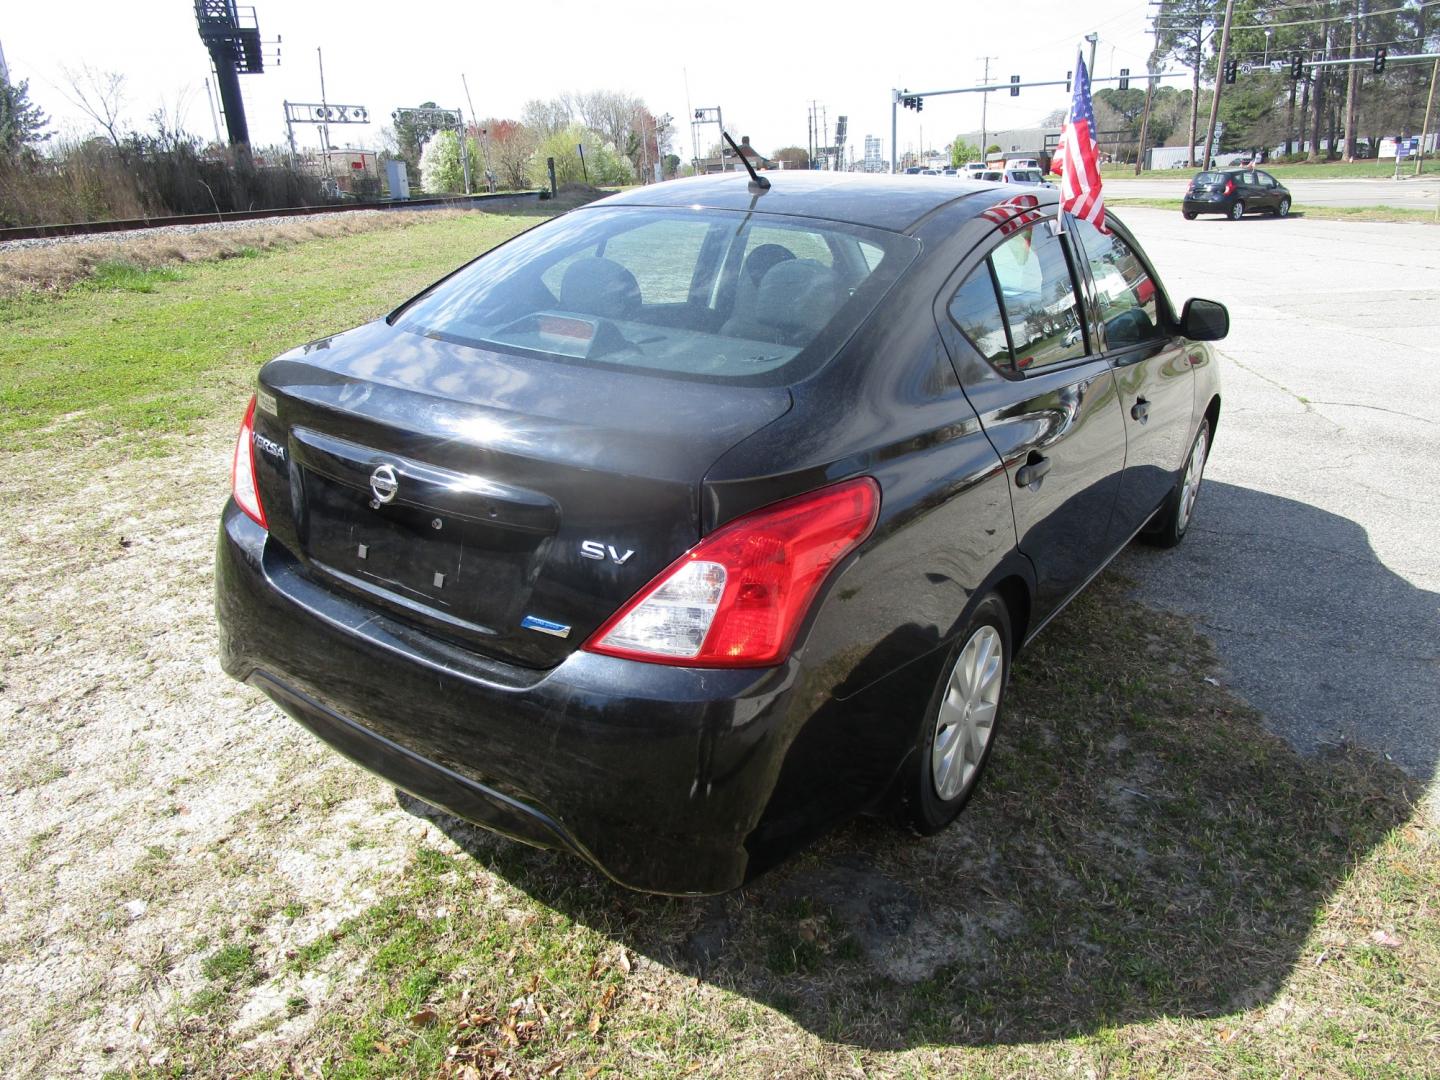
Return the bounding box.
[1069,215,1195,540]
[936,217,1128,621]
[1255,170,1282,208]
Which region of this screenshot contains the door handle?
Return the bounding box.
[1131,397,1151,423]
[1015,452,1052,488]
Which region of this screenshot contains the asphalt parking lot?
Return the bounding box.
[1112,207,1440,786]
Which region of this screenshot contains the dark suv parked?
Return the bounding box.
[1183,168,1292,220]
[216,174,1226,894]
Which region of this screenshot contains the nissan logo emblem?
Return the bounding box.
[369,463,399,505]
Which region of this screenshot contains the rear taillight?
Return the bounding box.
[1224,178,1235,195]
[583,478,880,668]
[231,394,267,528]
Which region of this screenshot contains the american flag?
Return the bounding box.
[1055,54,1105,229]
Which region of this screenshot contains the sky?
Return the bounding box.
[3,0,1162,163]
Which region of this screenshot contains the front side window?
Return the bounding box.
[1071,218,1164,349]
[392,207,917,385]
[1257,171,1278,188]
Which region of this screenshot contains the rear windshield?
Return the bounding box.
[1194,172,1227,183]
[391,206,918,386]
[1008,169,1042,182]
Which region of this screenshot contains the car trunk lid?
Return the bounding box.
[253,320,792,668]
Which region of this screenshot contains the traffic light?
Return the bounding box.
[1010,75,1020,97]
[901,95,924,112]
[916,95,923,112]
[1290,53,1303,79]
[1224,58,1238,84]
[1119,67,1130,90]
[1066,70,1072,92]
[1374,47,1387,74]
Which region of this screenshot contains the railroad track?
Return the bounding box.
[0,190,539,243]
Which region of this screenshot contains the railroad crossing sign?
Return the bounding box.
[284,101,370,125]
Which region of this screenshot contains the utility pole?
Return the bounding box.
[1419,56,1439,175]
[1342,1,1363,161]
[976,55,997,154]
[1135,22,1161,175]
[462,73,492,192]
[205,77,224,147]
[316,47,332,177]
[1201,0,1236,170]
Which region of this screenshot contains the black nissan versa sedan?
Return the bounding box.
[216,173,1226,894]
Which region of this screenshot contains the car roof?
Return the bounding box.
[592,171,1049,234]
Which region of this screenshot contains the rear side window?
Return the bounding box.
[990,227,1086,370]
[948,223,1087,373]
[392,206,918,386]
[947,266,1011,369]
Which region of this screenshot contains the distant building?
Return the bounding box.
[863,135,883,172]
[697,134,774,174]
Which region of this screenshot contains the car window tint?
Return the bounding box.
[989,226,1086,371]
[947,265,1012,370]
[601,218,713,304]
[745,223,833,267]
[1072,218,1162,349]
[1195,171,1225,184]
[858,240,886,272]
[1258,171,1277,187]
[392,206,918,385]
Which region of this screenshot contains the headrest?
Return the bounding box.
[559,256,641,317]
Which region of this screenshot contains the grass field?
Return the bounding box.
[1,211,1436,1079]
[1101,160,1433,180]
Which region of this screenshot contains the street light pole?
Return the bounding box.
[1418,56,1439,175]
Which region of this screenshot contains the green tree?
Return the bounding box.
[772,145,810,169]
[392,102,455,180]
[950,137,982,166]
[528,124,632,187]
[418,129,478,193]
[986,143,1002,155]
[0,76,51,157]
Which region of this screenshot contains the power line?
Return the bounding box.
[1154,0,1438,33]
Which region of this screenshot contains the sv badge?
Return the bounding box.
[580,540,635,565]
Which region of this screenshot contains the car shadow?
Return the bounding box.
[402,487,1427,1049]
[1118,480,1439,783]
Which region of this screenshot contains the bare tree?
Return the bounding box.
[576,89,641,153]
[60,65,128,146]
[521,95,574,138]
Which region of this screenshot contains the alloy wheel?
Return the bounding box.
[931,625,1004,801]
[1230,201,1245,220]
[1177,426,1209,532]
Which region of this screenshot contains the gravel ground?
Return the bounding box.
[0,209,401,253]
[0,433,432,1074]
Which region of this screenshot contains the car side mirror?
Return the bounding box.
[1179,298,1229,341]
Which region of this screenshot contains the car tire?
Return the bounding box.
[1229,200,1246,220]
[1142,418,1210,549]
[1276,197,1291,217]
[903,593,1012,835]
[1182,210,1198,220]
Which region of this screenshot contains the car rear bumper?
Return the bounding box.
[1182,196,1230,214]
[214,501,809,895]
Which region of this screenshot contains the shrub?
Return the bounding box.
[527,125,632,188]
